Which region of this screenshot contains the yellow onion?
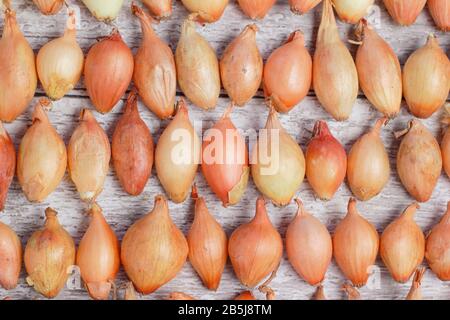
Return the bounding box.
[133,3,176,119]
[263,30,312,113]
[383,0,426,25]
[17,100,67,202]
[112,92,154,196]
[251,108,305,206]
[77,204,120,300]
[24,208,75,298]
[187,186,227,290]
[220,24,263,106]
[333,198,379,287]
[235,291,257,300]
[228,197,283,287]
[347,118,390,201]
[36,10,84,101]
[306,121,346,200]
[442,107,450,178]
[181,0,229,23]
[202,104,249,207]
[406,267,426,300]
[428,0,450,31]
[313,0,358,121]
[122,195,188,294]
[0,121,15,211]
[176,16,220,110]
[403,34,450,119]
[331,0,374,24]
[396,120,442,202]
[68,109,111,202]
[289,0,322,14]
[0,7,37,122]
[355,20,402,118]
[142,0,172,19]
[32,0,64,15]
[0,222,21,290]
[380,203,425,283]
[425,202,450,281]
[85,28,134,114]
[237,0,276,19]
[155,99,200,203]
[286,199,332,286]
[81,0,124,21]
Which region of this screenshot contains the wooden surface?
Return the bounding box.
[1,0,449,300]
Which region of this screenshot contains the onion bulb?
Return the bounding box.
[383,0,426,26]
[17,100,67,202]
[306,121,346,200]
[333,198,379,287]
[380,203,425,283]
[142,0,172,19]
[0,222,21,290]
[428,0,450,31]
[396,120,442,202]
[37,10,84,101]
[289,0,322,14]
[228,197,283,287]
[0,121,15,211]
[442,105,450,178]
[81,0,124,21]
[32,0,64,15]
[85,28,134,114]
[263,30,312,113]
[313,0,358,121]
[406,267,426,300]
[331,0,374,24]
[121,195,188,294]
[24,208,75,298]
[237,0,276,19]
[286,199,332,286]
[181,0,229,23]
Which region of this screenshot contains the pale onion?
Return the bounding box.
[263,30,312,113]
[0,222,21,290]
[289,0,322,14]
[181,0,228,23]
[36,10,84,101]
[251,108,305,206]
[442,105,450,178]
[380,203,425,283]
[85,28,134,114]
[313,0,358,121]
[237,0,276,19]
[76,204,120,300]
[383,0,426,26]
[32,0,64,15]
[68,109,111,202]
[406,267,426,300]
[331,0,374,24]
[0,121,15,211]
[306,121,346,200]
[403,34,450,119]
[133,3,176,119]
[24,208,75,298]
[82,0,124,21]
[142,0,172,19]
[17,100,67,202]
[347,118,390,201]
[428,0,450,31]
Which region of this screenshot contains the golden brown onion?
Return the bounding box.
[237,0,276,19]
[32,0,64,15]
[428,0,450,31]
[383,0,426,26]
[0,222,21,290]
[0,121,15,211]
[289,0,322,14]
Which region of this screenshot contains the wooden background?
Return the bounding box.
[0,0,449,300]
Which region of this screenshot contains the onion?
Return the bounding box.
[333,198,379,287]
[442,106,450,178]
[0,121,15,211]
[167,292,197,300]
[17,100,67,202]
[133,3,176,119]
[313,0,358,121]
[383,0,426,26]
[306,120,346,200]
[286,199,332,286]
[235,291,257,300]
[347,118,390,201]
[142,0,172,19]
[0,222,21,290]
[380,203,425,283]
[36,10,84,101]
[32,0,64,15]
[0,7,37,122]
[228,196,283,287]
[396,120,442,202]
[202,104,249,207]
[112,91,154,196]
[237,0,276,19]
[406,267,426,300]
[251,107,305,206]
[289,0,322,14]
[331,0,374,24]
[155,99,200,203]
[24,208,75,298]
[121,195,188,294]
[355,20,402,118]
[263,30,312,113]
[181,0,229,23]
[403,34,450,119]
[85,28,134,114]
[220,24,262,106]
[81,0,124,21]
[428,0,450,31]
[68,109,111,202]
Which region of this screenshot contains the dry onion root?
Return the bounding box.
[142,0,172,19]
[405,267,426,300]
[289,0,322,15]
[180,0,229,23]
[312,285,327,300]
[237,0,276,19]
[0,121,15,211]
[342,283,361,300]
[383,0,426,26]
[81,0,124,22]
[0,222,22,290]
[32,0,64,15]
[428,0,450,31]
[331,0,374,24]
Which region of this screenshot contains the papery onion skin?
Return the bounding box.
[76,204,120,300]
[112,92,154,196]
[85,29,134,114]
[142,0,172,19]
[121,195,188,294]
[0,222,21,290]
[406,267,426,300]
[380,203,425,283]
[228,197,283,288]
[181,0,229,23]
[82,0,124,22]
[442,108,450,178]
[17,100,67,203]
[383,0,426,26]
[289,0,322,14]
[403,34,450,119]
[24,208,76,298]
[306,121,346,200]
[428,0,450,31]
[32,0,64,15]
[313,285,327,300]
[263,31,312,113]
[237,0,277,19]
[0,121,15,211]
[0,8,37,122]
[133,3,176,119]
[331,0,374,24]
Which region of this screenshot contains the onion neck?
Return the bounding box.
[124,91,139,116]
[181,16,197,38]
[318,0,339,45]
[150,195,170,220]
[80,109,96,124]
[265,107,283,131]
[221,102,235,120]
[312,120,331,138]
[44,208,60,229]
[241,24,258,42]
[2,7,19,37]
[132,3,157,38]
[371,117,387,137]
[401,203,419,221]
[287,30,305,46]
[426,33,439,48]
[64,10,77,40]
[254,197,272,225]
[32,100,51,124]
[294,199,308,218]
[440,202,450,225]
[347,198,360,217]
